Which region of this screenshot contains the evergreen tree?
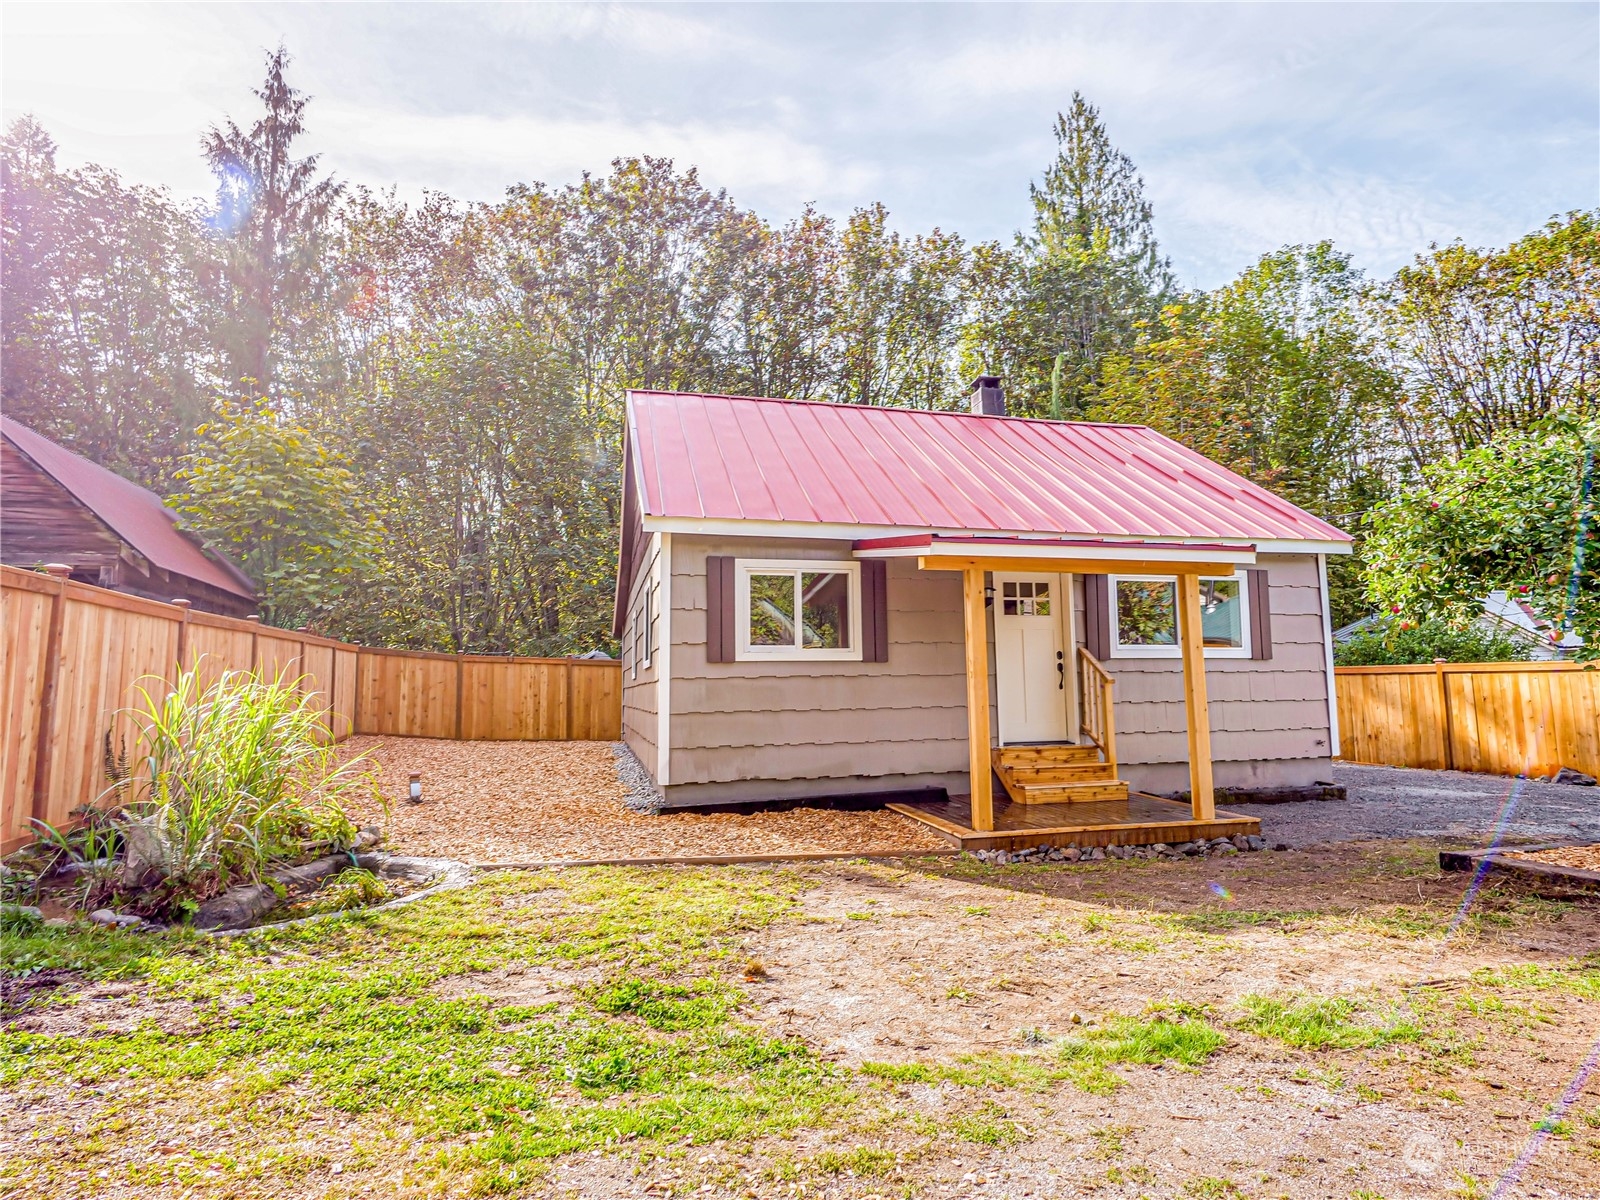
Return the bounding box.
[202,45,344,403]
[1013,94,1175,417]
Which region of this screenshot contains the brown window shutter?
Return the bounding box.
[861,559,888,663]
[1082,574,1110,660]
[705,556,735,663]
[1248,568,1273,660]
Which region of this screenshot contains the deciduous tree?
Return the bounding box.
[1363,417,1599,653]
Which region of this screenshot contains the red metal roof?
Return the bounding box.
[626,391,1352,546]
[1,417,256,600]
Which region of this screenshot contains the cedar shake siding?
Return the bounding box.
[1084,553,1336,795]
[623,540,1336,806]
[661,536,969,806]
[620,531,662,772]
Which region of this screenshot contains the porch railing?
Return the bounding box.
[1077,646,1117,773]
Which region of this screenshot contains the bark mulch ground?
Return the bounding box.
[1511,843,1600,872]
[340,736,949,863]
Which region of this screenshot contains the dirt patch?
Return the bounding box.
[429,963,601,1005]
[340,736,948,862]
[0,968,80,1016]
[4,985,199,1038]
[723,851,1600,1200]
[1511,842,1600,871]
[737,852,1591,1067]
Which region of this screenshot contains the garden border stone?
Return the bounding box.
[1439,841,1600,889]
[199,853,474,937]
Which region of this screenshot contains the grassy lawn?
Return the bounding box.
[3,846,1599,1199]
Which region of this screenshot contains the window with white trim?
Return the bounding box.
[1109,575,1250,658]
[640,579,655,669]
[734,559,862,661]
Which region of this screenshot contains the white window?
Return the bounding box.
[640,580,655,670]
[1109,575,1250,659]
[734,559,862,662]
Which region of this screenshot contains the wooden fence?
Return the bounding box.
[1335,660,1600,778]
[1,565,622,853]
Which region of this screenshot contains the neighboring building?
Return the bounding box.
[1,417,256,617]
[1335,592,1584,661]
[612,380,1353,851]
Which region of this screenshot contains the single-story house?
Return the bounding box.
[1,416,256,617]
[612,379,1352,850]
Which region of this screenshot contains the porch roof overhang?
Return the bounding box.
[852,534,1256,576]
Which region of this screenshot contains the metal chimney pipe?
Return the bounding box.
[969,375,1006,417]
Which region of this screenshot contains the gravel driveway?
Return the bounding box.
[1231,763,1600,849]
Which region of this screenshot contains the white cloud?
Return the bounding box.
[317,103,880,208]
[1,2,1593,288]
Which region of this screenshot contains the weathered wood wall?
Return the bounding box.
[1,565,622,853]
[1335,661,1600,778]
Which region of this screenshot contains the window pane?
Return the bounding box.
[749,573,796,646]
[1200,579,1243,648]
[800,572,850,649]
[1117,581,1177,646]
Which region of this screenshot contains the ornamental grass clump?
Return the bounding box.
[113,667,379,914]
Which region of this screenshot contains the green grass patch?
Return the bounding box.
[1471,960,1600,1002]
[1057,1013,1227,1069]
[860,1010,1227,1100]
[1183,1177,1247,1198]
[0,923,203,986]
[767,1145,904,1182]
[949,1099,1024,1146]
[582,976,737,1031]
[1236,994,1426,1051]
[0,866,855,1196]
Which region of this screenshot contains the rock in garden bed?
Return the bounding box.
[970,833,1272,866]
[195,851,473,934]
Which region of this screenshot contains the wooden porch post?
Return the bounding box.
[963,567,994,832]
[1176,573,1215,820]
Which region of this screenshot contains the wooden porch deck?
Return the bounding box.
[886,791,1262,852]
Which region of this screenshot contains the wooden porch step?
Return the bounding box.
[992,743,1126,804]
[1003,762,1119,784]
[993,744,1101,768]
[1010,779,1130,804]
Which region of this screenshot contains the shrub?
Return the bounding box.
[115,666,379,910]
[1334,620,1532,666]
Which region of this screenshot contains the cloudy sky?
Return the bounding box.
[3,2,1595,287]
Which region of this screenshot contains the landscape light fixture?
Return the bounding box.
[407,772,424,804]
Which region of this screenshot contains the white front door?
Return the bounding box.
[994,572,1071,744]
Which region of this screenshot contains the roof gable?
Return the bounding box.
[625,391,1351,547]
[0,417,256,600]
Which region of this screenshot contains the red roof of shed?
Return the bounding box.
[2,417,256,600]
[625,391,1351,547]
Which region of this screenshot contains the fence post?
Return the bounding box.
[1433,658,1456,771]
[353,648,364,736]
[172,599,192,675]
[246,613,261,674]
[455,658,465,740]
[565,660,576,740]
[29,565,73,830]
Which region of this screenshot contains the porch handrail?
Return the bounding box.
[1077,646,1117,774]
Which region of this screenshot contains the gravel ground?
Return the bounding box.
[1231,762,1600,848]
[342,736,949,863]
